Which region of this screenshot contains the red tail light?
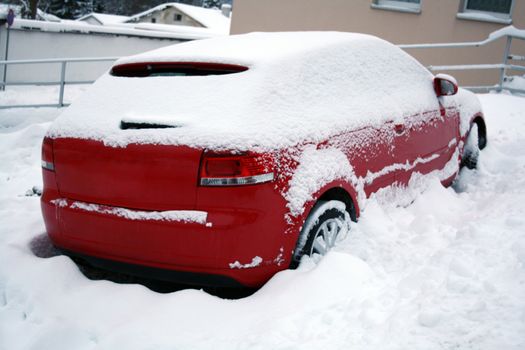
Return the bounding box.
[41,137,55,171]
[199,152,274,186]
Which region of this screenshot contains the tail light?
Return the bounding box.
[199,151,274,186]
[41,137,55,171]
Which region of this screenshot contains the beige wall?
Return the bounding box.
[231,0,525,86]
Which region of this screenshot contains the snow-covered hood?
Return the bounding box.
[48,32,454,151]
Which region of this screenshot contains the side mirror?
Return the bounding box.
[434,73,458,97]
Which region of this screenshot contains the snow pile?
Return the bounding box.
[505,75,525,92]
[47,32,445,151]
[0,86,88,112]
[0,91,524,349]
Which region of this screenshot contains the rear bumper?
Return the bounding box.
[41,189,296,288]
[61,248,246,288]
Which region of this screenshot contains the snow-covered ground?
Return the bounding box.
[0,89,524,349]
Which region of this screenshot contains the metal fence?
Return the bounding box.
[399,30,525,95]
[0,31,524,109]
[0,57,118,109]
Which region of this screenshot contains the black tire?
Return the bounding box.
[290,201,349,268]
[462,124,480,170]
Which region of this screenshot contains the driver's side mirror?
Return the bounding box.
[434,74,458,97]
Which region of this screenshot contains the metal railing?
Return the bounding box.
[0,29,524,109]
[399,30,525,94]
[0,57,118,109]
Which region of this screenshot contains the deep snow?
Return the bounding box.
[0,91,524,349]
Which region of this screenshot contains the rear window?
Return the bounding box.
[110,62,248,77]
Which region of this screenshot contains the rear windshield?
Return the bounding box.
[111,62,248,77]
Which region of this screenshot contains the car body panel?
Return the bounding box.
[53,138,202,210]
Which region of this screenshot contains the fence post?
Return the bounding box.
[498,36,513,92]
[58,61,67,107]
[1,26,11,92]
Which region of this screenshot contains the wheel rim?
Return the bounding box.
[309,218,344,256]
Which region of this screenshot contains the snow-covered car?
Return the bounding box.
[41,32,486,288]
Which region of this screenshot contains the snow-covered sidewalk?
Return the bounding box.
[0,92,524,349]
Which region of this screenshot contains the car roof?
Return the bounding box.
[49,32,449,151]
[114,32,388,68]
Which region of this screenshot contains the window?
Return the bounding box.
[174,14,182,21]
[458,0,514,24]
[151,18,156,23]
[466,0,512,14]
[371,0,421,14]
[111,62,249,78]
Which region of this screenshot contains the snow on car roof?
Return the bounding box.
[48,32,449,151]
[114,31,384,67]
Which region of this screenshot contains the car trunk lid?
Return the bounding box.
[53,138,202,210]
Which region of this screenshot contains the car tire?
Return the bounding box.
[462,123,480,170]
[291,200,350,267]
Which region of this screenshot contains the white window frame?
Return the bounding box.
[457,0,514,24]
[371,0,422,14]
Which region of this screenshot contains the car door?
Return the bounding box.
[325,124,398,197]
[394,99,460,185]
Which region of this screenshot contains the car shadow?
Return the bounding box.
[29,232,61,258]
[29,233,257,299]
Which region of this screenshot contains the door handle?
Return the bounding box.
[394,124,405,134]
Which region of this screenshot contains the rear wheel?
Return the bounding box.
[291,200,350,267]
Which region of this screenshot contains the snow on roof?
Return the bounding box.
[10,18,221,41]
[126,2,230,34]
[173,3,230,33]
[77,12,130,25]
[115,21,223,36]
[48,32,454,152]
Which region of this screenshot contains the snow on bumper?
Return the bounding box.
[50,198,209,225]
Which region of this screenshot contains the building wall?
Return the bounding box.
[135,7,204,27]
[231,0,525,86]
[0,28,181,83]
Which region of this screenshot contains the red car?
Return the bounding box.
[41,32,486,287]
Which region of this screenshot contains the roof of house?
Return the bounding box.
[126,3,230,34]
[10,18,223,41]
[77,13,130,25]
